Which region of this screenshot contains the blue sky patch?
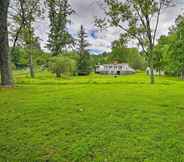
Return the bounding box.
[89,30,97,39]
[89,48,103,55]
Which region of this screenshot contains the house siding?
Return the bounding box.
[96,64,135,75]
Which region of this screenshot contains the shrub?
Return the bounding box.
[48,57,76,78]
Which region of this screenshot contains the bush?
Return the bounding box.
[48,57,76,78]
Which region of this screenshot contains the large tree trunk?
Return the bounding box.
[0,0,13,86]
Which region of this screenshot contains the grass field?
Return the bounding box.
[0,71,184,161]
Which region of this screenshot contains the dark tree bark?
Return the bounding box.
[0,0,13,86]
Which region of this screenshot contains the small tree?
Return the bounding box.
[77,25,91,75]
[48,57,76,78]
[96,0,174,84]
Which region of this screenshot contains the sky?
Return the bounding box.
[34,0,184,54]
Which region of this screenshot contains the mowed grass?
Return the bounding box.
[0,71,184,161]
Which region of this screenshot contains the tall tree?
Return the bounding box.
[110,37,129,63]
[78,25,89,55]
[96,0,174,84]
[10,0,41,78]
[22,25,39,78]
[0,0,13,86]
[47,0,74,55]
[77,25,91,75]
[169,15,184,79]
[152,35,170,75]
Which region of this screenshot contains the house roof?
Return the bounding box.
[97,63,129,66]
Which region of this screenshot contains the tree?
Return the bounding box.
[77,25,91,75]
[169,15,184,79]
[110,39,129,63]
[152,35,170,75]
[11,48,28,69]
[109,38,145,70]
[10,0,41,78]
[96,0,174,84]
[90,52,111,67]
[128,48,145,70]
[47,0,74,55]
[0,0,13,86]
[22,25,39,78]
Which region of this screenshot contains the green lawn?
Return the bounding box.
[0,72,184,161]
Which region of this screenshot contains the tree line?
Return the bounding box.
[152,15,184,79]
[0,0,182,87]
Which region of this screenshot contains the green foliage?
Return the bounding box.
[110,46,129,63]
[78,25,89,53]
[107,45,145,70]
[11,0,41,47]
[10,0,42,78]
[48,56,76,77]
[154,15,184,78]
[128,48,145,70]
[90,47,145,71]
[11,47,47,69]
[90,53,110,66]
[11,48,28,68]
[63,51,79,61]
[152,35,172,74]
[47,0,74,55]
[77,25,91,75]
[169,15,184,78]
[77,51,91,75]
[96,0,174,84]
[36,52,50,67]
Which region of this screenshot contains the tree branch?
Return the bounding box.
[153,0,163,46]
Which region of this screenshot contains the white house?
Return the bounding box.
[95,63,135,75]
